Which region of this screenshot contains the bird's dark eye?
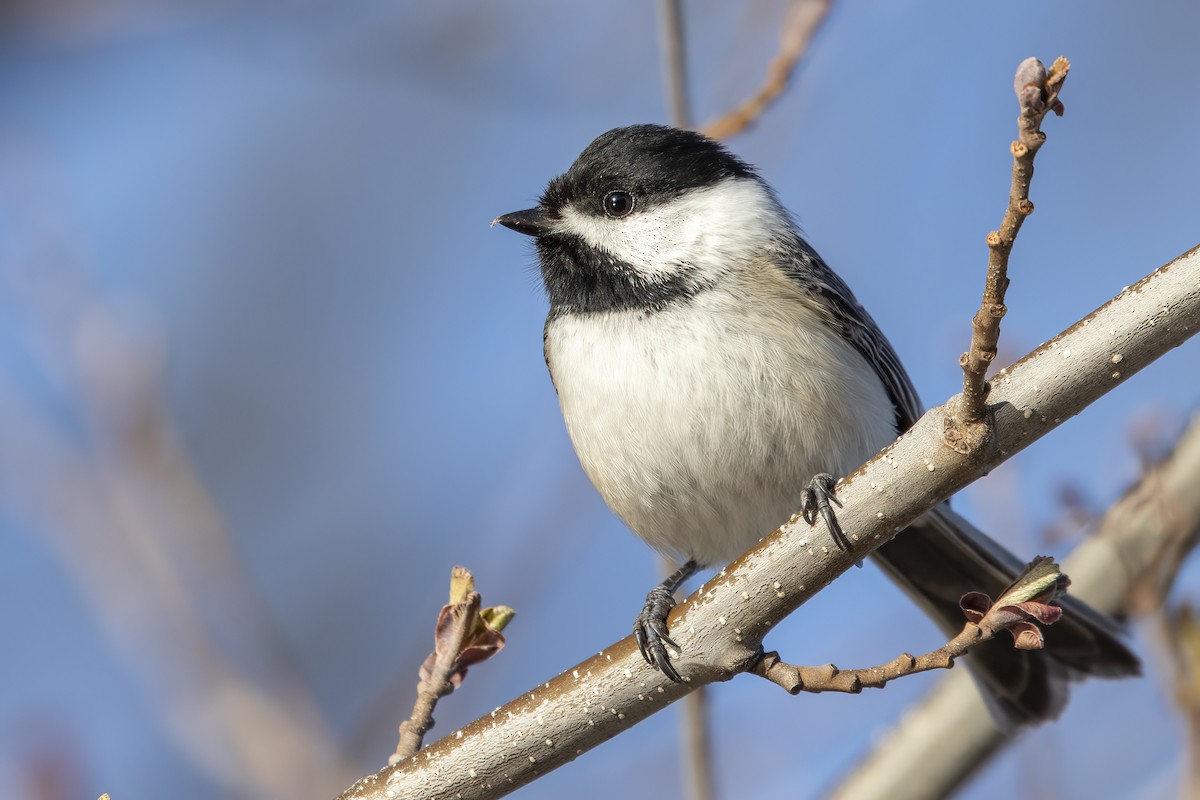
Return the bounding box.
[603,191,634,218]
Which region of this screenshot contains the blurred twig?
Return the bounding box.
[1124,417,1200,798]
[657,0,692,129]
[1144,605,1200,795]
[658,556,715,800]
[655,4,712,795]
[700,0,831,140]
[679,683,716,800]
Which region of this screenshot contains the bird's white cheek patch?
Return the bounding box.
[555,178,786,280]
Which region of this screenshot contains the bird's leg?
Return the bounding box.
[634,559,699,682]
[801,472,851,550]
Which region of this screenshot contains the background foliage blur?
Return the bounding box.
[2,1,1198,798]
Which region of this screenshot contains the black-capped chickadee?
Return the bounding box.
[496,124,1137,726]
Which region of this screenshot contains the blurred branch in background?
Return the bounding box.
[657,0,692,129]
[830,413,1200,800]
[0,132,354,796]
[1126,418,1200,798]
[656,4,700,796]
[1147,606,1200,796]
[701,0,831,140]
[653,4,834,793]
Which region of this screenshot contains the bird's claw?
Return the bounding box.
[801,472,852,551]
[635,584,683,682]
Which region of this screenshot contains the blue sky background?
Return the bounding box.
[1,1,1198,798]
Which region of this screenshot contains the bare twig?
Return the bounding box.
[654,10,715,793]
[700,0,831,140]
[755,558,1066,694]
[679,686,716,800]
[657,0,692,129]
[946,56,1071,452]
[338,247,1200,800]
[394,596,479,761]
[832,412,1200,800]
[392,567,514,764]
[664,551,716,800]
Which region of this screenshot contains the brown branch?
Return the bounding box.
[680,687,716,800]
[755,645,960,694]
[947,56,1071,452]
[659,556,717,800]
[755,557,1065,694]
[394,596,478,761]
[700,0,831,140]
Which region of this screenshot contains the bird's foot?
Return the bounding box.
[634,584,682,682]
[801,472,851,551]
[634,559,698,682]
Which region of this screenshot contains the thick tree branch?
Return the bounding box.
[831,412,1200,800]
[338,246,1200,800]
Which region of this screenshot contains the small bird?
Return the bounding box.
[495,124,1137,726]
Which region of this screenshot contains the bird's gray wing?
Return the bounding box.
[778,237,924,432]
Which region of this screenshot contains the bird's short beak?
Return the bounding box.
[492,207,550,237]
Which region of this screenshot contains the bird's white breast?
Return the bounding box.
[544,277,898,565]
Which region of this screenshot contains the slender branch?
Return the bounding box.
[756,647,958,694]
[654,3,712,782]
[391,567,514,763]
[680,687,716,800]
[831,412,1200,800]
[657,0,692,129]
[659,556,717,800]
[338,247,1200,800]
[755,558,1065,694]
[949,57,1071,450]
[394,595,479,761]
[700,0,831,140]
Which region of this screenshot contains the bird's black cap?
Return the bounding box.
[541,124,756,216]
